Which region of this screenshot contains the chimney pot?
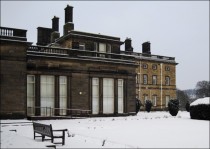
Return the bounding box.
[63,5,74,35]
[142,41,151,54]
[125,38,133,52]
[65,5,73,23]
[52,16,59,32]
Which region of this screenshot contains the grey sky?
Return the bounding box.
[1,1,209,90]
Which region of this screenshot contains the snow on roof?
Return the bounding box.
[190,97,210,106]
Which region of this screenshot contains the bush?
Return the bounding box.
[136,99,143,114]
[168,99,179,116]
[145,100,152,112]
[185,101,190,112]
[190,104,210,120]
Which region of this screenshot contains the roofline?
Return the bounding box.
[54,30,124,44]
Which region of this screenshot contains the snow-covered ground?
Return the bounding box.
[1,111,209,148]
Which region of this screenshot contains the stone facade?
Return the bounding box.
[0,27,31,118]
[133,41,178,111]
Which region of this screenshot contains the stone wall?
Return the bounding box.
[0,40,29,118]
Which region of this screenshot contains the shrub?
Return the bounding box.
[190,104,210,120]
[145,100,152,112]
[185,101,190,112]
[190,97,210,120]
[168,99,179,116]
[136,99,143,114]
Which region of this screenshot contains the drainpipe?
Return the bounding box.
[160,63,163,109]
[139,60,141,100]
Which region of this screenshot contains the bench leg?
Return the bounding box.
[42,135,45,142]
[51,137,54,143]
[62,131,65,145]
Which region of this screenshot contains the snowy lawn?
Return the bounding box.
[1,111,209,148]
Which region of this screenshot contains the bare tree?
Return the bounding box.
[195,81,210,98]
[177,89,189,111]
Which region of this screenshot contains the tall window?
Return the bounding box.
[165,95,170,107]
[40,75,55,116]
[92,78,99,114]
[152,95,157,106]
[118,79,124,113]
[59,76,67,115]
[152,75,157,85]
[103,78,114,114]
[165,76,170,85]
[143,74,148,84]
[27,75,35,116]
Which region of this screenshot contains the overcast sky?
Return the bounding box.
[1,1,209,90]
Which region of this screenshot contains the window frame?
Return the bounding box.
[165,76,170,85]
[152,95,157,107]
[79,43,85,50]
[165,66,170,71]
[152,64,157,70]
[143,74,148,85]
[152,75,157,85]
[142,64,148,69]
[165,95,170,107]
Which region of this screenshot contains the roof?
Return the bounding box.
[54,30,124,44]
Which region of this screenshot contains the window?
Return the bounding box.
[142,64,148,69]
[152,75,157,85]
[40,75,55,116]
[165,76,170,85]
[94,42,98,51]
[165,66,170,71]
[27,75,35,116]
[92,78,99,114]
[107,44,111,53]
[143,74,148,84]
[118,79,124,113]
[136,73,140,84]
[99,43,106,57]
[165,95,170,107]
[79,43,85,50]
[59,76,67,115]
[107,44,111,58]
[72,42,79,49]
[103,78,114,114]
[152,95,157,106]
[152,64,157,70]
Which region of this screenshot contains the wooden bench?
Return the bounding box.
[33,122,67,145]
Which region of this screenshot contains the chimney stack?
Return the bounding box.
[37,27,52,46]
[52,16,59,32]
[125,38,133,52]
[51,16,60,43]
[142,42,151,54]
[65,5,73,23]
[63,5,74,35]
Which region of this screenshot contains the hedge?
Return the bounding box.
[190,104,210,120]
